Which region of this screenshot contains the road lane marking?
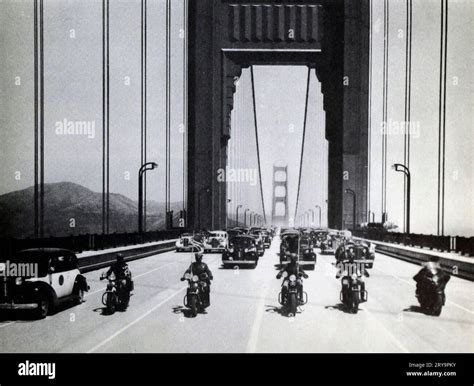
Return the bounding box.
[0,322,15,328]
[363,307,411,353]
[86,286,187,353]
[246,283,271,353]
[372,266,474,315]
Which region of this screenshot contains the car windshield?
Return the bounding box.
[9,251,52,277]
[230,237,255,247]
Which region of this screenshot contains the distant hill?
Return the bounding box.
[0,182,183,238]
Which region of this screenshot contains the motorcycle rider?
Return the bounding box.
[414,256,450,296]
[181,252,214,306]
[276,254,309,302]
[335,240,370,278]
[102,253,132,293]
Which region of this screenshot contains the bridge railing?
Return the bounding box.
[353,230,473,257]
[0,229,188,258]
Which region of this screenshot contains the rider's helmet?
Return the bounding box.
[195,252,203,263]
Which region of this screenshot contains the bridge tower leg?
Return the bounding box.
[271,165,289,228]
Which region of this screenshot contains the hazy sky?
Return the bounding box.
[0,0,472,236]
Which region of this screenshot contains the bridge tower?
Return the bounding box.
[271,165,289,227]
[187,0,369,230]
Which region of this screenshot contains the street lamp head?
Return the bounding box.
[151,162,158,169]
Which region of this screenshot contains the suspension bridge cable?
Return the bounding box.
[368,0,373,223]
[381,0,389,222]
[141,0,148,231]
[39,0,44,238]
[34,0,39,237]
[294,67,311,222]
[403,0,413,232]
[182,0,188,219]
[250,67,267,225]
[165,0,172,223]
[437,0,448,236]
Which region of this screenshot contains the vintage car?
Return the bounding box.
[222,235,259,268]
[335,240,375,269]
[176,233,199,252]
[0,248,89,319]
[248,229,266,256]
[314,230,329,247]
[203,231,228,253]
[279,231,300,264]
[299,234,317,270]
[261,230,272,249]
[319,231,340,254]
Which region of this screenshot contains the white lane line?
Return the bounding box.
[246,283,271,353]
[0,322,15,329]
[363,307,411,353]
[85,259,183,297]
[373,266,474,315]
[86,286,187,353]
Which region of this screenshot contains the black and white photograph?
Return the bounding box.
[0,0,472,384]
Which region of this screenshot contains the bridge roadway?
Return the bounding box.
[0,238,473,353]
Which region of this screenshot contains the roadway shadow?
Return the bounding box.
[325,303,365,314]
[172,305,208,318]
[404,305,428,315]
[219,264,256,270]
[265,304,301,318]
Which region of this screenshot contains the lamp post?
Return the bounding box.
[315,205,321,228]
[308,209,315,226]
[392,163,411,234]
[138,162,158,234]
[249,211,255,226]
[197,187,211,230]
[244,208,250,227]
[235,204,243,227]
[226,198,232,229]
[345,188,356,230]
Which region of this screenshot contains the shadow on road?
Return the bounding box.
[172,305,208,318]
[325,303,364,314]
[265,304,300,318]
[403,305,427,315]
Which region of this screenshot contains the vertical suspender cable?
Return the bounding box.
[106,0,110,233]
[250,66,267,225]
[381,0,389,223]
[141,0,147,231]
[34,0,39,238]
[183,0,188,222]
[367,0,373,223]
[165,0,171,225]
[403,0,413,232]
[102,0,106,234]
[294,68,311,221]
[437,0,448,235]
[39,0,44,238]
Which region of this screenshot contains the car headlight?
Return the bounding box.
[192,275,199,282]
[15,277,23,285]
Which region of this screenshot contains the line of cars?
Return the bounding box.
[175,227,275,269]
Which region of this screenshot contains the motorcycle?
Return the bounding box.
[183,272,210,317]
[340,272,368,314]
[278,271,308,317]
[415,273,449,316]
[100,271,133,314]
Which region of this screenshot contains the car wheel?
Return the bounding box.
[34,293,50,319]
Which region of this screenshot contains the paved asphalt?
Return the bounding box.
[0,238,473,353]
